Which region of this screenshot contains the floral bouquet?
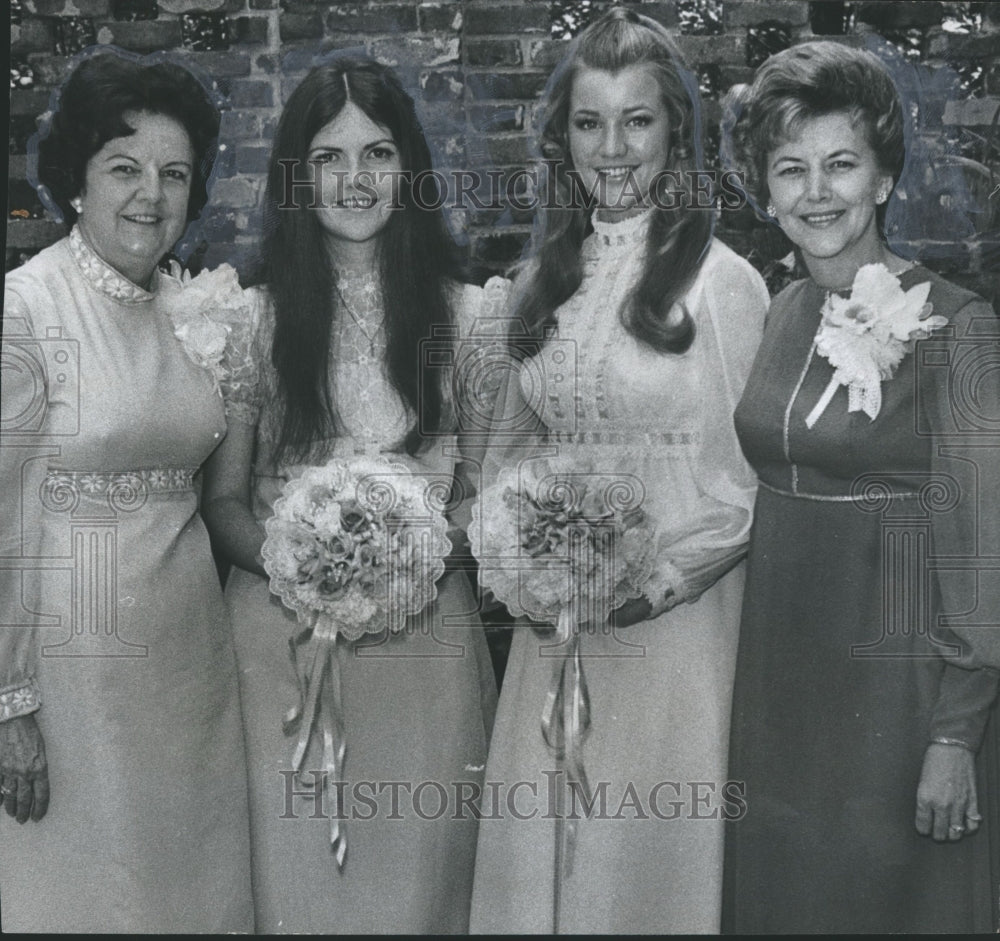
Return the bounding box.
[471,456,656,637]
[806,262,944,428]
[471,455,655,879]
[261,457,452,866]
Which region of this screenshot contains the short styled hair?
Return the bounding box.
[725,41,904,210]
[36,51,221,226]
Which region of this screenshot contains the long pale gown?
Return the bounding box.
[468,211,769,934]
[0,227,254,932]
[225,272,509,933]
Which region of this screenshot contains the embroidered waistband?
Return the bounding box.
[0,682,41,722]
[41,468,197,512]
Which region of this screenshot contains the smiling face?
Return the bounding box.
[76,110,194,288]
[568,63,673,221]
[766,110,894,287]
[308,102,403,260]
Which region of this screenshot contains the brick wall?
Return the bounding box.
[7,0,1000,302]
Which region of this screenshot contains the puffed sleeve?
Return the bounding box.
[918,292,1000,749]
[219,285,267,428]
[642,244,769,609]
[0,289,45,720]
[448,275,515,541]
[451,276,514,439]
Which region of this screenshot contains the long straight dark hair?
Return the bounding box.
[261,56,462,464]
[515,7,713,354]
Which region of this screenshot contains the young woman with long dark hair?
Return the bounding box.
[203,55,507,933]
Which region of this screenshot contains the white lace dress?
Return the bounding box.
[468,212,769,933]
[225,271,508,933]
[0,228,254,932]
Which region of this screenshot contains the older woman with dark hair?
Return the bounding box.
[722,40,1000,933]
[36,51,221,238]
[0,50,253,932]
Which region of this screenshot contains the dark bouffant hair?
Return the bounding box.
[36,51,221,226]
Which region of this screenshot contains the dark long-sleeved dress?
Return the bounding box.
[723,266,1000,933]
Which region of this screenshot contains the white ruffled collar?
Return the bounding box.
[589,208,654,249]
[334,263,379,285]
[69,225,158,304]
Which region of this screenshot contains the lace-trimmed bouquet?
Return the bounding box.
[261,457,452,867]
[805,262,945,428]
[471,456,656,636]
[471,455,656,880]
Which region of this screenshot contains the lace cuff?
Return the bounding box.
[642,544,749,615]
[0,681,41,722]
[642,559,686,613]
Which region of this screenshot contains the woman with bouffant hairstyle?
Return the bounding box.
[36,51,220,230]
[722,40,1000,933]
[1,49,253,932]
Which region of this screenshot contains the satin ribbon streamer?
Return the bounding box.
[540,601,592,931]
[285,614,348,868]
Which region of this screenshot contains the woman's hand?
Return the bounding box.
[529,594,661,637]
[0,714,49,823]
[915,743,979,842]
[610,594,654,629]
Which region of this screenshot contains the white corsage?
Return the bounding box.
[160,261,253,393]
[805,263,945,428]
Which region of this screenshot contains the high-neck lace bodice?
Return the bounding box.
[511,230,769,604]
[330,269,407,449]
[247,273,512,518]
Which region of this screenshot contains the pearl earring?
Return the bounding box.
[875,189,889,205]
[70,197,83,213]
[766,203,777,218]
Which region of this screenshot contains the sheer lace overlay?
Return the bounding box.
[485,212,768,608]
[246,274,512,520]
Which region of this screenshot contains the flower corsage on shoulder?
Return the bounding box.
[805,262,946,428]
[160,261,255,394]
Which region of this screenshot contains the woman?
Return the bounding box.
[201,56,507,934]
[722,41,1000,933]
[467,8,769,933]
[0,52,253,932]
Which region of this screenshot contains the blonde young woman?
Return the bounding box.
[468,9,768,933]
